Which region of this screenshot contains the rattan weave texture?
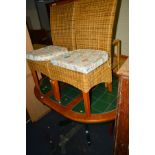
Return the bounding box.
[27,60,51,77]
[48,62,112,92]
[50,0,76,51]
[74,0,116,53]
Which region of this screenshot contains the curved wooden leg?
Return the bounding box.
[107,83,112,92]
[82,92,91,116]
[51,80,61,103]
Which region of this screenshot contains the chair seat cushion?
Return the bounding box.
[51,49,108,74]
[26,45,68,61]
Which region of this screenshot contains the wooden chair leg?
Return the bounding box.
[107,83,112,92]
[105,83,108,88]
[82,92,91,116]
[51,80,61,103]
[32,70,40,90]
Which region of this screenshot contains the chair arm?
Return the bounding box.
[113,39,121,70]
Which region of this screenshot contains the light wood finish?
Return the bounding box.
[26,27,50,122]
[51,80,61,102]
[82,92,91,116]
[117,58,129,76]
[113,39,121,70]
[107,83,112,92]
[113,55,128,73]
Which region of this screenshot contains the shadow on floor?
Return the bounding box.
[27,110,115,155]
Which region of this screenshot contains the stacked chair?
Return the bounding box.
[27,0,120,124]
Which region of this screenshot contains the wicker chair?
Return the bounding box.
[32,0,121,123]
[26,1,76,103]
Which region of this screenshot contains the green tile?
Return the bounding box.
[92,91,117,112]
[67,91,80,99]
[68,85,80,93]
[72,101,85,113]
[60,95,73,106]
[72,100,102,114]
[104,90,112,96]
[91,88,106,99]
[49,95,73,106]
[91,107,102,114]
[40,87,51,94]
[92,99,112,112]
[40,77,52,94]
[60,88,68,96]
[60,85,80,98]
[103,99,117,112]
[105,87,118,97]
[99,94,116,104]
[90,96,98,106]
[93,83,106,92]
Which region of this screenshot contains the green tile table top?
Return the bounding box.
[40,75,118,114]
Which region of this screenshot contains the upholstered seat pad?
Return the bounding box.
[26,45,68,61]
[51,49,108,74]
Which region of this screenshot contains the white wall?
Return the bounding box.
[116,0,129,56]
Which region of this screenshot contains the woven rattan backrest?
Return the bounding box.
[50,0,76,51]
[74,0,118,53]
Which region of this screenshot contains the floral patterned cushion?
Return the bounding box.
[26,45,68,61]
[51,49,108,74]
